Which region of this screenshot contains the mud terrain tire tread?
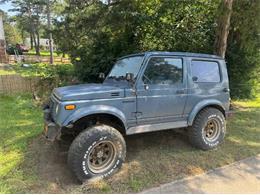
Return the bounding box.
[68,124,126,182]
[188,107,226,150]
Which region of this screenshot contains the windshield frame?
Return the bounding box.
[105,54,145,82]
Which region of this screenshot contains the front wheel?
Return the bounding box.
[68,125,126,182]
[188,107,226,150]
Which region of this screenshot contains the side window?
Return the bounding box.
[191,60,221,83]
[143,57,183,85]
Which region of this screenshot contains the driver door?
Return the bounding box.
[136,56,187,125]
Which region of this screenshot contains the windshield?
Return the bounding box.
[107,55,144,80]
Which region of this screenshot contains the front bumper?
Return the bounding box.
[43,108,61,141]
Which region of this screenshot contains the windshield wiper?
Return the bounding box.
[107,76,117,80]
[107,76,127,81]
[117,76,127,80]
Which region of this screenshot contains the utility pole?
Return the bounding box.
[47,0,54,64]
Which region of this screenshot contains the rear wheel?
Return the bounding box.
[188,107,226,150]
[68,125,126,182]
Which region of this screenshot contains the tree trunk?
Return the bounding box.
[47,0,54,64]
[32,31,37,53]
[29,32,34,49]
[36,29,40,55]
[214,0,233,58]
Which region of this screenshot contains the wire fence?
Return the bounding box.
[0,74,39,94]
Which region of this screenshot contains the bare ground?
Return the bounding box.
[23,120,260,193]
[25,130,194,193]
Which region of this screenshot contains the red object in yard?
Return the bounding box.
[16,44,29,52]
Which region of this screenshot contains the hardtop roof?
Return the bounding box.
[121,51,223,60]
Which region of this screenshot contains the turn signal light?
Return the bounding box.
[65,104,76,110]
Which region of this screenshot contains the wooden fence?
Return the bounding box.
[8,55,71,64]
[0,74,39,94]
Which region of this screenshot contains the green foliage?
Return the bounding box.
[3,22,23,45]
[54,0,259,98]
[10,63,74,79]
[54,0,220,82]
[226,0,260,99]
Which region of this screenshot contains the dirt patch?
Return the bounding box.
[25,136,78,193]
[25,130,190,193]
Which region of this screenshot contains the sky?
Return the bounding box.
[0,2,16,16]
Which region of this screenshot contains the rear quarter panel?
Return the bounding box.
[184,57,230,123]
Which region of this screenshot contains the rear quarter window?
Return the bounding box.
[191,60,221,83]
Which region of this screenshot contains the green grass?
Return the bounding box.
[0,69,16,75]
[26,50,59,57]
[232,94,260,108]
[0,95,42,193]
[0,94,259,193]
[26,50,69,58]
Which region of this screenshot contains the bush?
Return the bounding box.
[226,0,260,99]
[10,63,77,99]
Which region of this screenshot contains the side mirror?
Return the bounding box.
[99,73,105,79]
[192,76,198,82]
[126,72,134,82]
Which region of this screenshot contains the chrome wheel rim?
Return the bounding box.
[87,141,116,174]
[203,119,221,142]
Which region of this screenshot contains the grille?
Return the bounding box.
[49,98,57,120]
[110,92,120,97]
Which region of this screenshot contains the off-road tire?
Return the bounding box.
[68,125,126,182]
[188,107,226,150]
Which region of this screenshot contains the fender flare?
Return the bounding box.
[62,105,127,130]
[188,99,226,126]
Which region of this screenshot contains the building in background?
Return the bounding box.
[0,10,7,63]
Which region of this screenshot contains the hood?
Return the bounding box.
[53,83,124,101]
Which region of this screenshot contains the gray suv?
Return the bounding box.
[44,51,231,182]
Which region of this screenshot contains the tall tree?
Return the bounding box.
[226,0,260,98]
[214,0,233,58]
[46,0,53,64]
[2,13,23,45]
[9,0,45,55]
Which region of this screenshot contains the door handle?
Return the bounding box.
[223,88,230,93]
[144,84,149,90]
[176,89,185,94]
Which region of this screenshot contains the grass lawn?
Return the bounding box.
[0,69,16,75]
[26,50,69,58]
[0,95,42,193]
[26,50,59,57]
[0,64,16,75]
[0,95,259,193]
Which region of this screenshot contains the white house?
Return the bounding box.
[0,10,7,63]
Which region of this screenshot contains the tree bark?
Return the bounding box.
[214,0,233,58]
[47,0,54,64]
[35,29,40,55]
[30,32,34,49]
[31,31,37,53]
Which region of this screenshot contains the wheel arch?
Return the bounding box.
[188,100,226,126]
[62,105,127,135]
